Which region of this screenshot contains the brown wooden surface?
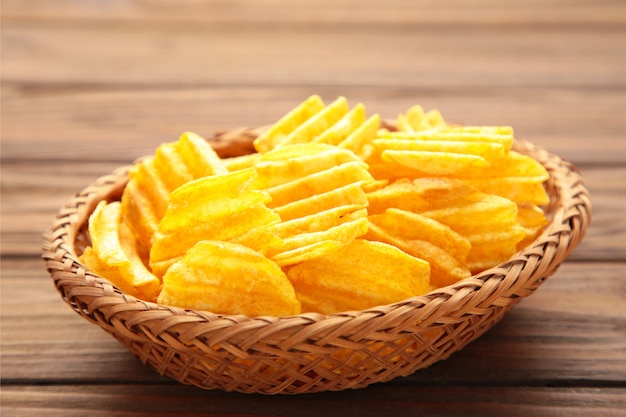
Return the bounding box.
[1,0,625,415]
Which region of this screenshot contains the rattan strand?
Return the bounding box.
[42,128,591,395]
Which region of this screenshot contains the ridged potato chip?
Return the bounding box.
[157,241,301,316]
[121,132,227,253]
[253,95,379,158]
[287,239,430,314]
[80,201,160,301]
[397,105,447,132]
[367,177,528,273]
[251,143,374,266]
[149,168,281,277]
[253,95,326,153]
[365,208,471,288]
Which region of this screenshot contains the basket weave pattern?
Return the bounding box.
[42,130,591,394]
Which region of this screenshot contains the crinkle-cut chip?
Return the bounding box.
[82,201,161,301]
[313,103,367,146]
[397,105,446,132]
[277,96,350,148]
[373,137,507,164]
[121,157,170,251]
[515,203,549,250]
[379,130,515,152]
[269,212,369,266]
[149,168,280,277]
[366,178,478,215]
[419,192,520,235]
[448,150,550,205]
[382,150,488,175]
[465,227,527,273]
[336,113,380,160]
[157,241,301,317]
[365,209,471,288]
[460,177,550,206]
[222,153,262,172]
[263,161,373,209]
[253,143,364,189]
[287,239,430,315]
[153,141,194,191]
[153,131,228,191]
[253,95,325,153]
[120,132,227,251]
[177,131,228,178]
[274,182,368,222]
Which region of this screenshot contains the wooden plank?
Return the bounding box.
[2,0,626,25]
[2,19,625,88]
[2,259,625,385]
[2,384,625,417]
[2,162,619,260]
[2,87,625,164]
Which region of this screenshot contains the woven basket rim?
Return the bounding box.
[41,126,592,393]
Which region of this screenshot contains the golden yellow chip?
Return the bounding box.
[465,227,527,273]
[269,210,369,266]
[449,150,550,205]
[397,105,447,132]
[515,203,549,249]
[366,178,477,215]
[382,149,488,175]
[313,103,367,146]
[287,239,430,314]
[121,132,227,252]
[149,168,281,277]
[81,201,160,301]
[253,95,326,153]
[277,96,350,148]
[252,143,364,189]
[374,137,507,163]
[365,208,471,288]
[157,241,301,317]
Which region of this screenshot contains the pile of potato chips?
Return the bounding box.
[79,95,549,316]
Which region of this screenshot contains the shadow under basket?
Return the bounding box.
[42,128,591,395]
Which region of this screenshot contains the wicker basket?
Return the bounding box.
[42,126,591,395]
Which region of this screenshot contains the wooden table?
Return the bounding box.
[2,1,625,415]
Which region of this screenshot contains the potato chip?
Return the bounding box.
[157,240,301,316]
[253,95,326,153]
[277,96,350,148]
[263,160,373,209]
[121,132,227,252]
[447,150,550,206]
[269,211,369,266]
[287,239,430,314]
[464,227,527,273]
[515,203,549,249]
[313,103,367,146]
[365,208,471,288]
[253,95,379,159]
[252,143,364,189]
[374,137,507,163]
[397,105,447,132]
[366,178,477,215]
[149,168,281,277]
[250,144,373,266]
[382,149,489,175]
[81,201,160,301]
